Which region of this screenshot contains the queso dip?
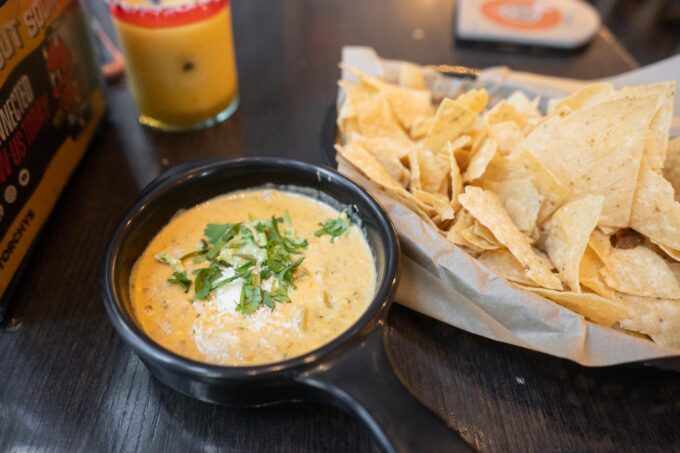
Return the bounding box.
[130,189,376,366]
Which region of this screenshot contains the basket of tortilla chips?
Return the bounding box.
[334,48,680,366]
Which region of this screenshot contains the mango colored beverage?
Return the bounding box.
[110,0,239,130]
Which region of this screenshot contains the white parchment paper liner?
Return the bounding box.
[337,47,680,366]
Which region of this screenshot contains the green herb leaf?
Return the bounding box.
[283,236,308,253]
[204,223,232,244]
[181,239,209,261]
[156,253,193,292]
[205,224,236,260]
[270,282,292,304]
[236,283,263,314]
[167,271,191,292]
[276,257,304,285]
[241,226,254,242]
[262,290,275,309]
[270,216,284,238]
[155,252,183,272]
[212,260,255,290]
[194,267,214,300]
[266,255,288,273]
[314,213,350,242]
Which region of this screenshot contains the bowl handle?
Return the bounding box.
[297,328,472,453]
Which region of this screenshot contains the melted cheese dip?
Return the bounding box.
[130,189,376,366]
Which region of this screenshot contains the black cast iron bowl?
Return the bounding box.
[102,157,470,453]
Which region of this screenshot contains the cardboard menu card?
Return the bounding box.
[0,0,106,320]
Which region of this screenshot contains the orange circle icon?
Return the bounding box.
[481,0,561,30]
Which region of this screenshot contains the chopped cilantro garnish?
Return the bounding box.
[205,224,236,260]
[212,260,256,291]
[193,267,215,300]
[314,212,351,242]
[155,252,183,271]
[155,214,308,314]
[180,239,208,261]
[156,253,191,292]
[167,271,191,292]
[204,223,232,243]
[237,284,262,314]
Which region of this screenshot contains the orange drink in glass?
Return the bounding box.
[109,0,239,131]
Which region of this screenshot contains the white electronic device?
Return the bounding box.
[456,0,601,49]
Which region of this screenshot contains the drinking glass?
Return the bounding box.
[110,0,239,131]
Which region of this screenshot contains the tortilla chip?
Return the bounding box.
[356,135,413,160]
[447,216,498,255]
[452,135,478,171]
[463,137,497,182]
[336,144,438,222]
[447,135,472,151]
[523,94,658,228]
[630,159,680,250]
[337,79,377,116]
[620,81,675,170]
[669,262,680,282]
[385,88,434,134]
[478,249,535,286]
[354,92,412,145]
[544,195,604,291]
[461,221,501,251]
[548,83,614,114]
[348,137,410,187]
[407,148,422,192]
[598,226,619,236]
[335,152,436,232]
[489,121,524,155]
[423,98,476,153]
[459,186,563,289]
[483,150,568,223]
[337,80,378,141]
[446,210,477,250]
[461,226,500,251]
[484,100,528,130]
[342,64,407,97]
[442,134,472,167]
[454,89,488,114]
[411,147,450,196]
[506,90,541,119]
[447,141,464,211]
[410,115,435,140]
[399,62,426,90]
[390,190,439,229]
[473,221,500,245]
[664,137,680,202]
[336,143,402,189]
[580,247,616,300]
[413,189,454,221]
[658,243,680,262]
[588,229,612,262]
[480,177,543,235]
[617,293,680,348]
[339,66,429,141]
[600,246,680,299]
[515,285,633,327]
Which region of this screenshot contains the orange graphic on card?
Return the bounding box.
[481,0,561,30]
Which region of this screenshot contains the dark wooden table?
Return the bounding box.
[1,0,679,451]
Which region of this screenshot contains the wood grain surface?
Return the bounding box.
[1,0,678,451]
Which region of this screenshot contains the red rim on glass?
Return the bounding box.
[109,0,229,28]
